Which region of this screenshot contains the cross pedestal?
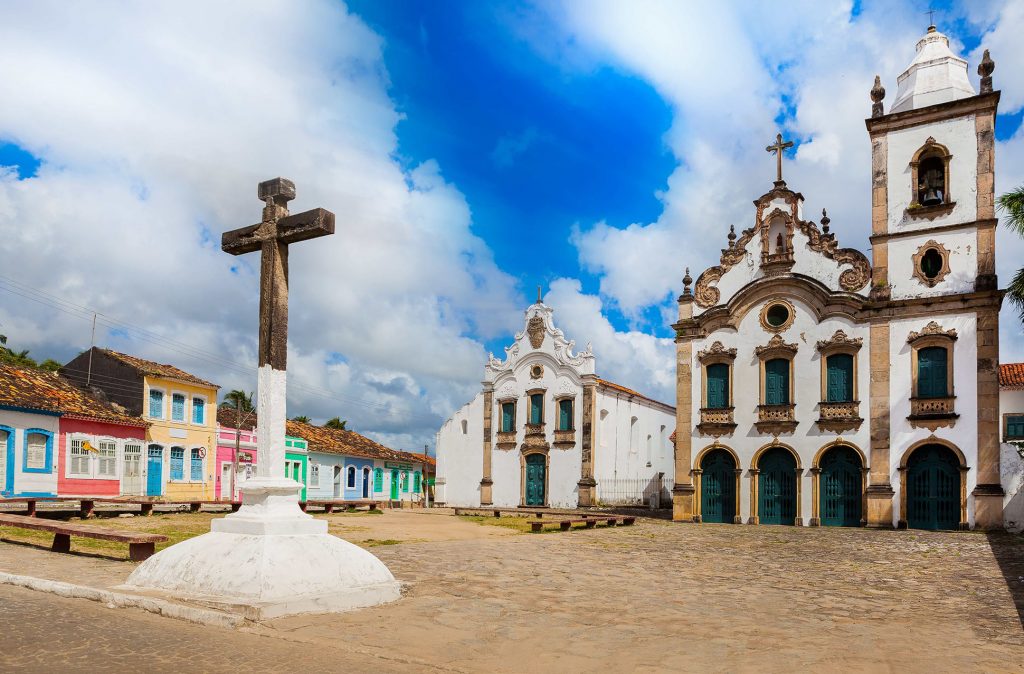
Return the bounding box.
[123,179,400,619]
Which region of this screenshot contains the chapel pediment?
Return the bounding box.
[485,299,595,380]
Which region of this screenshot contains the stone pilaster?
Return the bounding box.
[672,296,696,522]
[870,133,889,289]
[973,306,1004,528]
[577,382,597,507]
[866,322,894,527]
[976,110,998,289]
[480,388,493,505]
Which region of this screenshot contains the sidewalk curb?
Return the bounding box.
[0,571,242,628]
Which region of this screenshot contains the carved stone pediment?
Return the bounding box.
[816,330,863,353]
[907,321,958,344]
[697,341,737,363]
[755,334,798,358]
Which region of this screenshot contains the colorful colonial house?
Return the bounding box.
[286,420,425,504]
[214,407,257,501]
[62,349,219,499]
[285,435,308,501]
[0,363,148,498]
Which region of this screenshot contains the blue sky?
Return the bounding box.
[1,0,1023,451]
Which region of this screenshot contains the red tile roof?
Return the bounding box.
[0,363,148,426]
[402,451,436,469]
[101,349,218,389]
[596,378,675,410]
[216,406,258,431]
[1000,363,1024,389]
[285,420,415,463]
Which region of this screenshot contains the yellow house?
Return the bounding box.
[61,348,219,499]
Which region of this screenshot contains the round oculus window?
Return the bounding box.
[765,303,790,328]
[920,248,943,279]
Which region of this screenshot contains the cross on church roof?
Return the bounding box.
[925,7,936,29]
[765,133,794,187]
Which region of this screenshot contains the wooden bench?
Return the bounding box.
[0,513,168,561]
[300,500,380,513]
[529,516,636,533]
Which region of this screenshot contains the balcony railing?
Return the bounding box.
[552,429,576,448]
[816,401,863,432]
[524,423,545,436]
[755,403,797,434]
[494,430,517,450]
[696,407,736,438]
[910,396,956,416]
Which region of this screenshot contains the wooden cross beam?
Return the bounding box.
[765,133,794,185]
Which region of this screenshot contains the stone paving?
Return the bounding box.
[1,511,1022,672]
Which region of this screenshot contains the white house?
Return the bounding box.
[436,300,675,509]
[670,25,1006,530]
[999,364,1024,532]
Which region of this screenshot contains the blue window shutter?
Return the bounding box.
[826,354,854,402]
[190,449,203,481]
[192,398,204,424]
[171,394,185,421]
[706,364,729,409]
[918,347,948,398]
[501,403,514,432]
[1007,415,1024,439]
[558,399,572,430]
[170,448,184,481]
[530,394,543,424]
[149,390,163,418]
[765,359,789,405]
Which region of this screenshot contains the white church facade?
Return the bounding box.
[436,301,675,509]
[670,26,1008,530]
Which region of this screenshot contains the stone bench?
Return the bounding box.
[0,513,168,561]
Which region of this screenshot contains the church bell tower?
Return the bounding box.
[865,25,1004,528]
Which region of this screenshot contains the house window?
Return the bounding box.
[401,471,409,492]
[309,463,320,488]
[413,471,422,493]
[25,432,49,471]
[98,440,117,477]
[764,358,790,405]
[170,447,185,481]
[916,346,948,398]
[347,465,356,488]
[69,438,91,477]
[500,402,516,433]
[149,389,164,419]
[374,468,383,492]
[706,363,729,409]
[190,448,203,481]
[461,419,468,434]
[171,393,186,422]
[529,393,544,425]
[629,416,639,453]
[1006,415,1024,441]
[825,354,854,402]
[557,398,574,431]
[192,397,205,425]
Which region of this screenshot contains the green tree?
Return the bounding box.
[999,185,1024,319]
[220,389,254,412]
[324,417,347,430]
[38,359,62,372]
[0,335,43,369]
[291,415,311,424]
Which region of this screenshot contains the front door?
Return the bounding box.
[820,445,862,527]
[758,447,796,525]
[362,468,370,498]
[524,454,546,506]
[333,466,342,498]
[121,444,142,495]
[390,469,399,499]
[146,445,163,496]
[221,463,233,500]
[701,449,736,523]
[907,444,960,530]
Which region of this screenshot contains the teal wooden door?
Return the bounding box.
[390,469,399,499]
[764,359,789,405]
[907,444,960,530]
[825,354,854,402]
[706,363,729,409]
[700,449,736,523]
[758,447,796,525]
[819,445,862,527]
[917,347,948,398]
[524,454,546,506]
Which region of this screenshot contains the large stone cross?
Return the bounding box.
[222,178,334,482]
[765,133,794,185]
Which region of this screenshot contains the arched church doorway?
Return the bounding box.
[700,449,736,523]
[523,453,546,506]
[906,444,960,531]
[819,445,862,527]
[758,447,797,525]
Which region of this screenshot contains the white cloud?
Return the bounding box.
[0,0,521,449]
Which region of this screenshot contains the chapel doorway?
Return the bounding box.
[758,447,797,525]
[906,444,960,530]
[700,449,736,523]
[524,453,546,506]
[819,445,863,527]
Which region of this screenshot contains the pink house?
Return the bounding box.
[215,407,257,501]
[59,415,148,497]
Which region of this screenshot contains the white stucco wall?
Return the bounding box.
[888,229,977,300]
[435,394,483,506]
[0,409,60,497]
[999,387,1024,532]
[593,389,675,504]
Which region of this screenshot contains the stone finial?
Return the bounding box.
[682,267,692,296]
[978,49,995,94]
[821,208,831,236]
[258,177,296,205]
[536,285,542,304]
[870,75,886,118]
[727,224,736,248]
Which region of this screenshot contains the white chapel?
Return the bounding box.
[670,25,1008,530]
[436,300,676,509]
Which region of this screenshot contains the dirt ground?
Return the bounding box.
[1,509,1022,672]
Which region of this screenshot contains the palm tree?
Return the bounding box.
[999,185,1024,320]
[291,415,311,424]
[324,417,347,430]
[220,389,255,412]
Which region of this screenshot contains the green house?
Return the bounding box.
[284,435,308,501]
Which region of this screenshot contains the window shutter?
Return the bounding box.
[374,468,383,492]
[501,403,514,432]
[918,347,948,398]
[190,449,203,481]
[558,399,572,430]
[1006,415,1024,439]
[530,394,543,425]
[192,398,205,424]
[826,354,853,402]
[170,448,184,481]
[706,364,728,409]
[98,440,117,477]
[765,359,789,405]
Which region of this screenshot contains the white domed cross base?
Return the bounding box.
[122,478,400,620]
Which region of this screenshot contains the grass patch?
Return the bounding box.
[362,538,402,547]
[457,515,534,533]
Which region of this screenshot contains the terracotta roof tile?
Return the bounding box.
[101,349,218,389]
[596,378,675,409]
[1000,363,1024,389]
[216,406,258,431]
[0,363,147,426]
[285,420,414,463]
[402,451,436,469]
